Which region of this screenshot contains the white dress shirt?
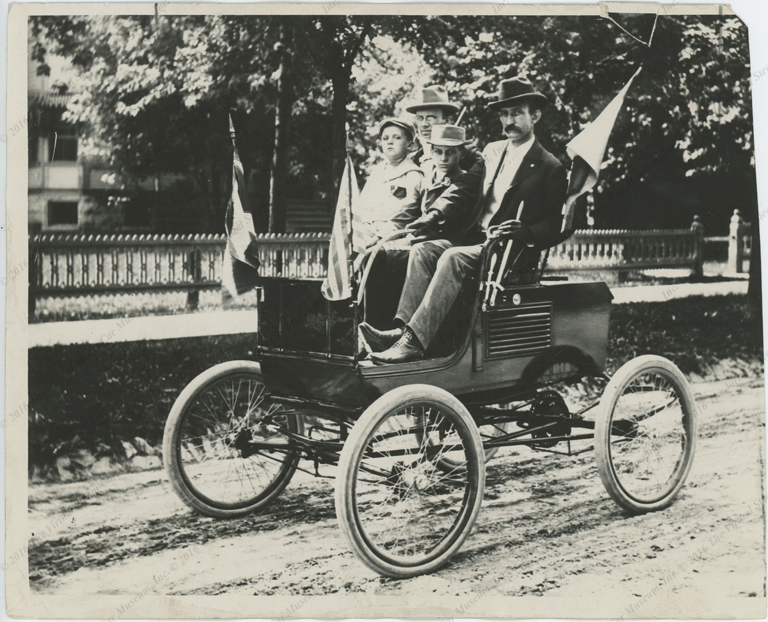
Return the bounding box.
[480,136,535,231]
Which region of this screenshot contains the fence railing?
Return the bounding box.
[547,225,704,274]
[28,232,329,315]
[28,211,753,316]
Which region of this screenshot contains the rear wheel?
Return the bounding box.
[335,385,485,578]
[414,414,512,472]
[477,419,516,461]
[595,355,697,513]
[163,361,301,518]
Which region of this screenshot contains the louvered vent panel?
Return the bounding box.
[486,302,551,358]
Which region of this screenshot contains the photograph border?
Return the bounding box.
[6,2,767,619]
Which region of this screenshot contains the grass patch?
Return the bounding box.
[607,294,762,375]
[28,334,257,473]
[32,289,259,323]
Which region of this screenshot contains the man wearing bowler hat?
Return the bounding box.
[363,76,568,364]
[405,85,462,167]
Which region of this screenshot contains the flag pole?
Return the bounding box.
[344,131,356,299]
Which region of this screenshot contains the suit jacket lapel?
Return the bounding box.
[492,140,543,224]
[505,140,543,192]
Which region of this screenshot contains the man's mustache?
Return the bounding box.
[504,124,518,133]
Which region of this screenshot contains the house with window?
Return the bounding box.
[27,49,166,232]
[27,47,85,233]
[27,27,185,233]
[27,26,331,234]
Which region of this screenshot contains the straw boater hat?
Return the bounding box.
[404,85,461,115]
[488,76,548,110]
[424,125,468,147]
[377,117,416,141]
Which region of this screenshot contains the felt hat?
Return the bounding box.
[488,76,548,110]
[424,124,468,147]
[404,85,461,114]
[377,117,416,140]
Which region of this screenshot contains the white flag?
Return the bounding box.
[561,66,642,232]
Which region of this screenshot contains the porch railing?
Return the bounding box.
[547,222,704,274]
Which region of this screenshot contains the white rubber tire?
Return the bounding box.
[595,355,697,513]
[335,384,485,578]
[163,360,300,518]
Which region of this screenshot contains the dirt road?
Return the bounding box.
[25,375,765,617]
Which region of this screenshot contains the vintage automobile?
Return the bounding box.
[162,233,697,578]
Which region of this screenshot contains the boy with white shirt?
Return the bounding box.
[360,124,475,330]
[357,118,423,248]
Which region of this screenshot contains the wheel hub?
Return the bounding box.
[232,428,256,458]
[525,391,572,448]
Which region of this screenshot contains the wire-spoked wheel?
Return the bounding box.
[163,361,301,518]
[335,385,485,578]
[414,412,514,472]
[595,355,697,513]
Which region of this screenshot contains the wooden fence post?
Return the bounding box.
[186,248,202,309]
[728,209,745,274]
[690,215,704,280]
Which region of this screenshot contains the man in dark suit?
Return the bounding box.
[362,76,568,363]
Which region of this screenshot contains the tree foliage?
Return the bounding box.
[32,13,756,235]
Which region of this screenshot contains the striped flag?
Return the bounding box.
[222,115,261,298]
[561,67,642,233]
[321,156,370,301]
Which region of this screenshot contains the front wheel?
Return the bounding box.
[163,361,301,518]
[335,385,486,578]
[595,355,697,513]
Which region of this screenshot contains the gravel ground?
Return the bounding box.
[21,375,766,619]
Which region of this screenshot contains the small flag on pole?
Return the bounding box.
[321,155,370,301]
[561,66,643,233]
[222,115,261,298]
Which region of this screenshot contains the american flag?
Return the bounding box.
[321,155,370,301]
[222,115,261,298]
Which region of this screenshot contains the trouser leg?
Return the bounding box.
[394,239,454,325]
[407,245,483,349]
[363,248,409,328]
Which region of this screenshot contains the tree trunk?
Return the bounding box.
[268,19,293,234]
[200,113,217,233]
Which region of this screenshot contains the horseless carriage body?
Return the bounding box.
[162,235,698,578]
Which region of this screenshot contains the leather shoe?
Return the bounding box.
[359,322,403,352]
[370,327,425,364]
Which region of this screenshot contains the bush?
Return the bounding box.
[607,294,762,374]
[28,334,256,471]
